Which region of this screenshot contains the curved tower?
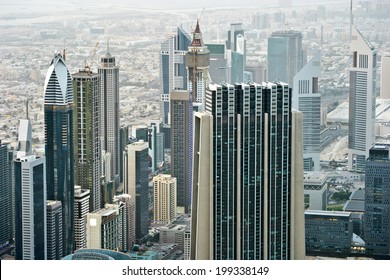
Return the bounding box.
[44,53,74,257]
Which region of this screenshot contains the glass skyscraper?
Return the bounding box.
[44,53,74,257]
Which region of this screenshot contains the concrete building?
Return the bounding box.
[347,26,377,172]
[303,172,328,210]
[0,140,12,249]
[73,69,101,212]
[46,200,62,260]
[364,144,390,255]
[159,224,186,250]
[74,186,90,250]
[380,56,390,99]
[292,51,322,171]
[153,174,177,225]
[114,194,135,252]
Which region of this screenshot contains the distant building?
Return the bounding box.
[303,171,327,210]
[153,174,177,225]
[380,56,390,99]
[114,194,135,252]
[226,23,245,83]
[46,200,62,260]
[159,224,186,250]
[347,26,377,172]
[364,144,390,255]
[305,210,353,254]
[206,43,228,84]
[0,140,12,249]
[15,119,47,260]
[73,69,101,212]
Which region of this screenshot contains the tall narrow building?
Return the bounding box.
[160,25,191,124]
[348,26,377,172]
[46,200,63,260]
[73,69,101,212]
[153,174,177,225]
[99,46,120,189]
[364,144,390,255]
[170,90,192,214]
[14,119,47,260]
[292,51,322,171]
[186,20,210,104]
[0,140,12,248]
[74,186,90,250]
[226,23,245,83]
[191,82,305,260]
[44,52,74,256]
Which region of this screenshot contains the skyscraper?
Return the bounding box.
[226,23,245,84]
[380,55,390,99]
[267,30,304,85]
[170,90,192,214]
[15,119,47,260]
[46,200,63,260]
[192,82,305,260]
[153,174,177,225]
[124,141,149,242]
[73,69,101,212]
[186,20,210,104]
[44,52,74,256]
[114,194,135,252]
[292,51,322,171]
[74,185,90,250]
[364,144,390,255]
[99,46,120,189]
[160,25,191,124]
[0,140,11,248]
[348,26,377,172]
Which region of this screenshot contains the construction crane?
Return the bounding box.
[84,42,99,74]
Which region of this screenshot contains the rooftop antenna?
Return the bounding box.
[350,0,354,42]
[107,39,110,54]
[63,39,66,60]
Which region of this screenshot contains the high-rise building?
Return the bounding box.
[44,53,74,256]
[119,126,129,187]
[160,25,191,124]
[380,55,390,99]
[86,204,122,250]
[206,43,228,84]
[149,123,165,172]
[347,26,377,172]
[186,20,210,104]
[191,82,305,260]
[0,140,12,248]
[292,51,321,171]
[73,69,101,212]
[153,174,177,225]
[74,185,90,250]
[99,47,120,189]
[123,141,149,242]
[14,119,47,260]
[267,30,304,86]
[170,90,192,214]
[226,23,245,83]
[303,172,328,210]
[114,194,135,252]
[364,144,390,255]
[46,200,63,260]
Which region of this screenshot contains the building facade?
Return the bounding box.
[73,70,101,212]
[348,26,377,172]
[46,200,63,260]
[0,140,12,249]
[44,53,74,256]
[74,185,90,250]
[153,174,177,225]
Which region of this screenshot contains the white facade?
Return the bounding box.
[380,56,390,99]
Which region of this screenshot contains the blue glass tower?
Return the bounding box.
[44,53,74,257]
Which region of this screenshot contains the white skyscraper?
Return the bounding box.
[380,55,390,99]
[292,51,321,171]
[348,26,377,172]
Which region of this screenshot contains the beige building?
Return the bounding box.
[153,174,177,225]
[159,224,186,250]
[381,56,390,99]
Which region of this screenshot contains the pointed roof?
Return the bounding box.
[190,20,204,47]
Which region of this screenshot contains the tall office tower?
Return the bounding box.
[114,194,135,252]
[206,43,228,84]
[0,140,11,248]
[191,112,213,260]
[192,82,304,260]
[124,141,149,242]
[347,27,377,172]
[119,126,129,187]
[99,47,120,189]
[74,185,90,250]
[364,145,390,255]
[160,25,191,124]
[73,69,101,212]
[170,90,192,214]
[149,123,165,172]
[14,119,47,260]
[252,13,270,30]
[46,200,63,260]
[86,204,122,250]
[44,53,74,256]
[186,20,210,104]
[226,23,245,83]
[153,174,177,225]
[267,30,304,86]
[292,51,321,171]
[380,56,390,99]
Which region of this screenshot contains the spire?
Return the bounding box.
[191,19,204,47]
[107,39,110,55]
